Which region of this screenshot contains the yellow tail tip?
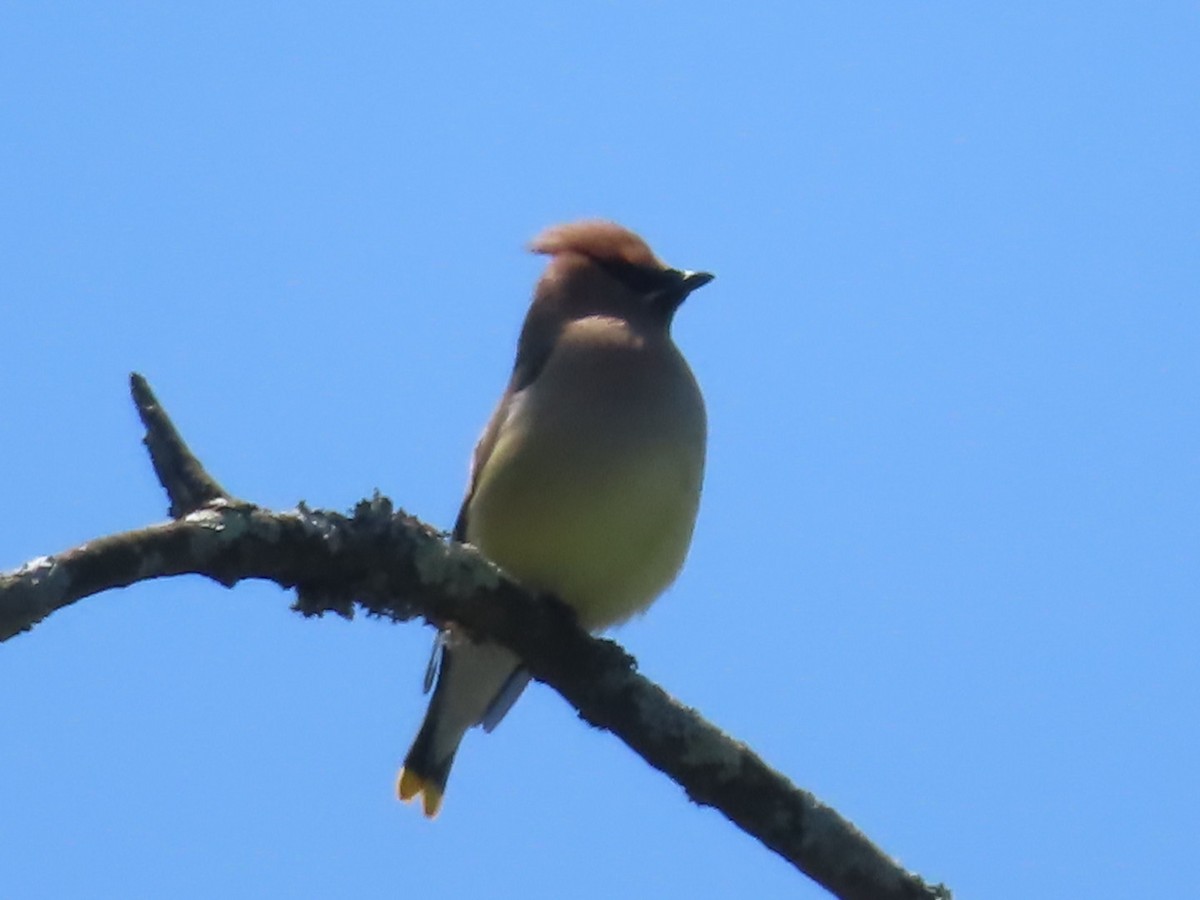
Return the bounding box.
[396,768,443,818]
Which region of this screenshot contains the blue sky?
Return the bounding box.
[1,3,1196,898]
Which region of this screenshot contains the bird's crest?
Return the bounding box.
[530,220,662,271]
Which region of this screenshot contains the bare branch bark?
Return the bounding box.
[0,375,950,900]
[129,373,232,517]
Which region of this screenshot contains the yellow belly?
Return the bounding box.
[467,427,702,628]
[465,387,704,629]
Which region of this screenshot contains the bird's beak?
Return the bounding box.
[653,268,715,316]
[678,270,715,294]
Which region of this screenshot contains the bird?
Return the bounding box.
[397,220,712,817]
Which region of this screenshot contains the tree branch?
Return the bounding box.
[129,373,232,517]
[0,374,950,900]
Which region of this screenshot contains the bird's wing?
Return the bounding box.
[451,319,558,541]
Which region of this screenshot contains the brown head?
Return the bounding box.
[509,220,713,390]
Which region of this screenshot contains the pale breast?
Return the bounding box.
[466,316,706,630]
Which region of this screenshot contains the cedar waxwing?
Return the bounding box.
[397,220,712,817]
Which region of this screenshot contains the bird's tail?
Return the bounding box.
[396,715,457,818]
[396,635,524,818]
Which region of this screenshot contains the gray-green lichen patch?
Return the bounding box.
[184,507,233,532]
[413,535,501,598]
[678,719,745,774]
[630,687,744,776]
[12,556,69,603]
[291,504,341,550]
